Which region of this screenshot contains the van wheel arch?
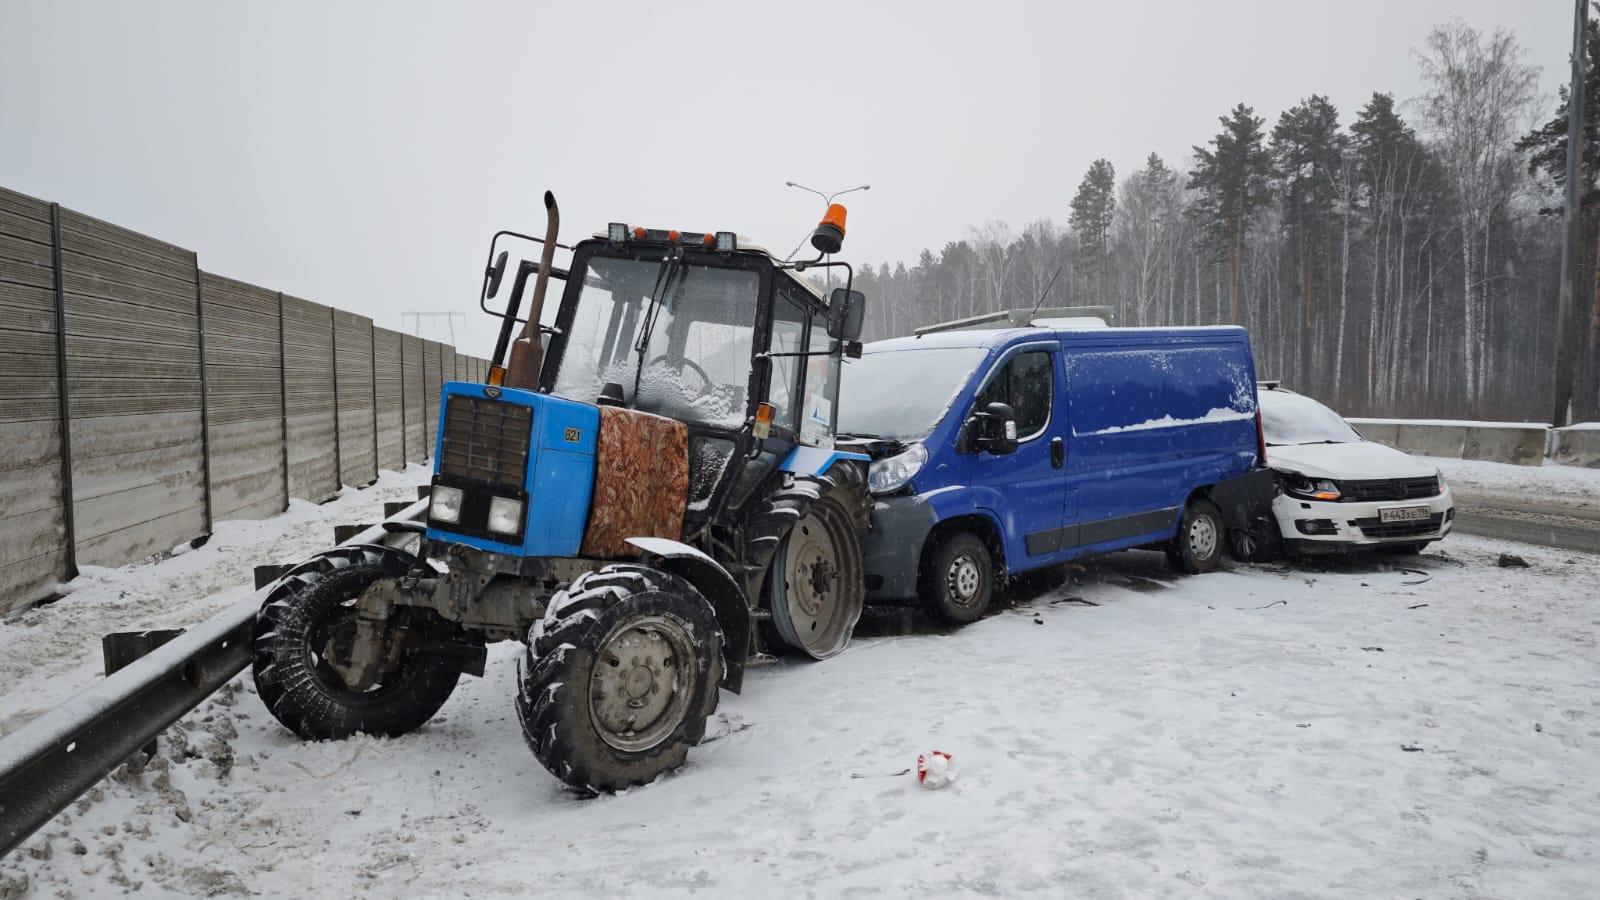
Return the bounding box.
[1167,494,1225,574]
[920,514,1007,583]
[918,515,1005,625]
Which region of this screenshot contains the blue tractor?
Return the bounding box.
[251,194,871,791]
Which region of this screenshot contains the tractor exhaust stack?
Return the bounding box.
[504,191,560,389]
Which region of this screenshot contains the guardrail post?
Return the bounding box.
[102,630,184,757]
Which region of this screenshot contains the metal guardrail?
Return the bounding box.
[0,497,430,860]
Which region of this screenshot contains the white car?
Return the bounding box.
[1248,385,1454,556]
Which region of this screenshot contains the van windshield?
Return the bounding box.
[837,347,986,440]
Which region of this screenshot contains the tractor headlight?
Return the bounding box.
[868,442,927,495]
[487,496,524,535]
[430,485,464,523]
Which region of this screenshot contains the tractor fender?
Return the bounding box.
[625,536,752,694]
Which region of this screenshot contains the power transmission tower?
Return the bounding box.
[402,311,465,345]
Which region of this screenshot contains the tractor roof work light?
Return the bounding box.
[715,231,737,252]
[607,222,628,245]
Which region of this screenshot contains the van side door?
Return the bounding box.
[967,344,1070,570]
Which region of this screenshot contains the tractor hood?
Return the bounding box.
[425,383,688,559]
[1266,440,1437,481]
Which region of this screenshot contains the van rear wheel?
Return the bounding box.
[1166,497,1224,575]
[923,532,994,625]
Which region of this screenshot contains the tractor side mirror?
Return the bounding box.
[970,401,1018,455]
[827,288,866,341]
[485,250,510,298]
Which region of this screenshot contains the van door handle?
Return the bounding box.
[1050,436,1064,469]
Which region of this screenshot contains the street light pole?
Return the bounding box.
[1554,0,1588,428]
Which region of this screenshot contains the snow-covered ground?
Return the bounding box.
[1427,456,1600,504]
[0,465,433,740]
[4,509,1599,896]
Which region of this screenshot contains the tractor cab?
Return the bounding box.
[541,228,861,530]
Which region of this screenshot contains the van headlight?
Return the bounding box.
[487,496,524,535]
[429,485,464,523]
[868,442,927,494]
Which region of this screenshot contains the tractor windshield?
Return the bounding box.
[552,254,759,429]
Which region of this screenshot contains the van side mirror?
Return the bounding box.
[827,288,866,341]
[971,401,1018,455]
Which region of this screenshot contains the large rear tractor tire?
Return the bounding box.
[516,565,723,793]
[755,463,868,660]
[253,547,470,741]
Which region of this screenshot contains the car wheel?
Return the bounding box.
[1166,497,1225,575]
[1228,516,1281,563]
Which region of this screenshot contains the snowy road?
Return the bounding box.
[1430,458,1600,554]
[5,520,1599,897]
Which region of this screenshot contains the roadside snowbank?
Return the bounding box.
[1427,456,1600,503]
[5,533,1598,897]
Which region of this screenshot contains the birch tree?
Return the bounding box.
[1415,19,1540,407]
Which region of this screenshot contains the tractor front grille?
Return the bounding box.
[1339,476,1440,502]
[440,395,533,490]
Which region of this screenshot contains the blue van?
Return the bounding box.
[837,321,1273,624]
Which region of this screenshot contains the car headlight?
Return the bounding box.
[1435,469,1447,493]
[487,496,524,535]
[868,442,928,494]
[429,485,464,523]
[1285,476,1341,502]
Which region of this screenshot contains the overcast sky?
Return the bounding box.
[0,0,1570,353]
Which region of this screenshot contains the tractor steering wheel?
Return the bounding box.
[646,354,714,400]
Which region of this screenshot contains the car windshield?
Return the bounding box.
[1259,390,1363,445]
[837,346,987,440]
[552,254,759,429]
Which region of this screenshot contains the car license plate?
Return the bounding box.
[1379,506,1431,523]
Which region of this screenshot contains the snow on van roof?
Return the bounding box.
[863,324,1247,353]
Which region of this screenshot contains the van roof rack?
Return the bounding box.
[913,306,1115,337]
[1257,380,1283,390]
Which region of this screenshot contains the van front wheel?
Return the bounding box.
[1166,498,1224,575]
[923,532,994,625]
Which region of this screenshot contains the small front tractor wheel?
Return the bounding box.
[253,549,469,740]
[922,531,995,625]
[517,565,722,793]
[1165,497,1225,575]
